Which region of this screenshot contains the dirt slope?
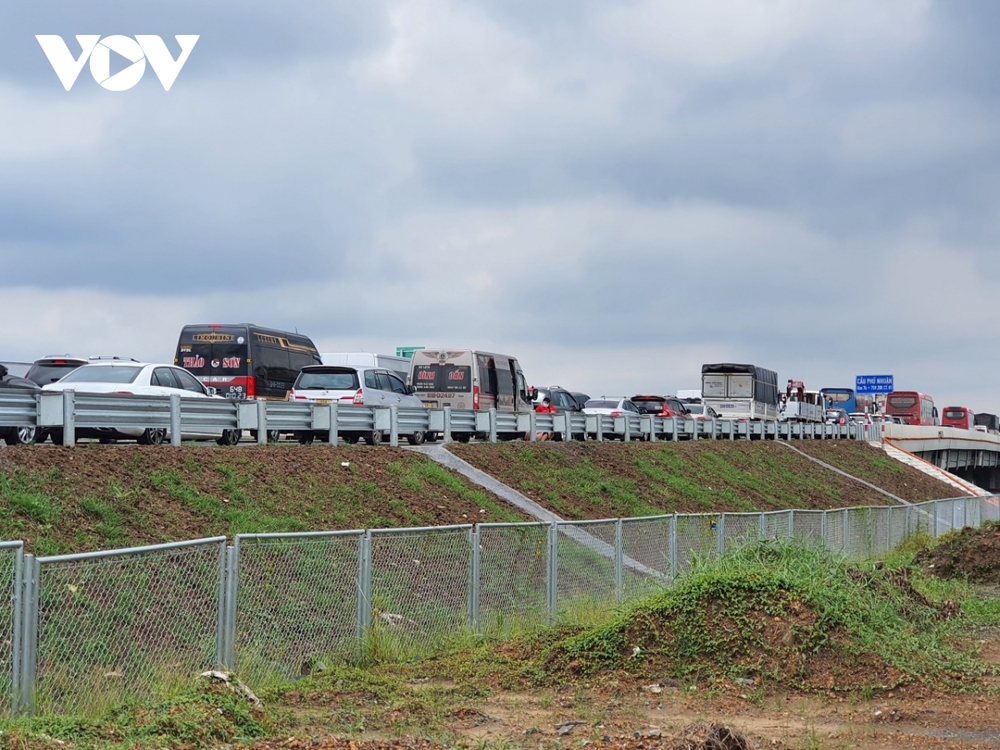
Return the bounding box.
[448,441,962,519]
[0,446,528,555]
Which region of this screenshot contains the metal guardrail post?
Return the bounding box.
[170,394,182,447]
[692,418,699,441]
[546,524,558,623]
[389,405,399,447]
[489,408,497,443]
[623,416,630,442]
[646,416,657,442]
[529,411,537,442]
[328,403,338,445]
[614,519,624,604]
[709,417,717,440]
[62,390,75,446]
[596,415,603,442]
[443,407,452,444]
[672,417,679,441]
[256,401,267,445]
[468,526,480,631]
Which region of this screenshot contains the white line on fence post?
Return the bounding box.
[170,393,182,447]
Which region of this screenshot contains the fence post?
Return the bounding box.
[10,547,22,716]
[615,519,624,604]
[820,510,827,549]
[489,408,497,443]
[646,416,657,442]
[356,532,372,648]
[843,508,851,556]
[256,401,267,444]
[788,509,795,538]
[389,405,399,447]
[223,543,239,670]
[469,527,480,631]
[595,415,603,442]
[19,554,38,715]
[328,403,338,445]
[709,417,716,440]
[170,393,182,447]
[546,523,558,623]
[717,514,726,557]
[214,543,228,670]
[443,407,452,445]
[62,390,75,446]
[670,515,679,580]
[529,411,537,442]
[672,417,679,442]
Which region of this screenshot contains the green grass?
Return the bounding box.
[543,537,1000,690]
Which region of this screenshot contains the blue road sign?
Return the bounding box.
[856,374,894,394]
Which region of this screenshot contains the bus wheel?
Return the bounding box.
[343,434,360,444]
[267,430,281,443]
[367,430,383,446]
[406,431,426,446]
[298,432,315,445]
[455,432,471,443]
[424,432,438,443]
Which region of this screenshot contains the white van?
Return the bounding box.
[320,352,411,381]
[408,349,533,413]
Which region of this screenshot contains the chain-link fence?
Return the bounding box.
[229,532,363,685]
[30,538,225,715]
[3,494,1000,715]
[0,542,22,714]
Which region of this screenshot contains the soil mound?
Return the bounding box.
[914,521,1000,584]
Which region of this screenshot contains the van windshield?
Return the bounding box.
[412,364,472,392]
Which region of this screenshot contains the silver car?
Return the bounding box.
[289,365,425,445]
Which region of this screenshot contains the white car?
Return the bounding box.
[289,365,427,445]
[41,361,240,445]
[581,397,642,417]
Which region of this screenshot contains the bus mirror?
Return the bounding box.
[406,385,416,395]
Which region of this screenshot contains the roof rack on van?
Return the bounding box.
[88,356,140,362]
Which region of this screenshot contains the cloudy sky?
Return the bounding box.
[2,1,999,409]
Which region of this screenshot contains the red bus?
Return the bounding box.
[885,391,936,426]
[941,406,974,430]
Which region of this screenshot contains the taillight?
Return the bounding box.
[113,391,133,395]
[246,376,256,398]
[292,391,307,400]
[611,410,623,417]
[353,389,364,405]
[473,385,480,410]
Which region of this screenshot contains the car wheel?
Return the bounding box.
[424,432,438,443]
[367,430,383,446]
[267,430,281,443]
[48,428,65,445]
[298,432,315,445]
[217,429,241,446]
[406,431,426,446]
[98,437,118,445]
[138,428,167,445]
[343,434,360,444]
[455,432,471,443]
[12,426,36,446]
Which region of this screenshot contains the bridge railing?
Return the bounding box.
[2,493,998,716]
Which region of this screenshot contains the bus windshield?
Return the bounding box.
[178,342,247,376]
[888,396,917,409]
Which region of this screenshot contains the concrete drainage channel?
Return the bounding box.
[407,444,664,578]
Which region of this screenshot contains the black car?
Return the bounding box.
[0,364,40,445]
[530,385,584,412]
[25,355,89,386]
